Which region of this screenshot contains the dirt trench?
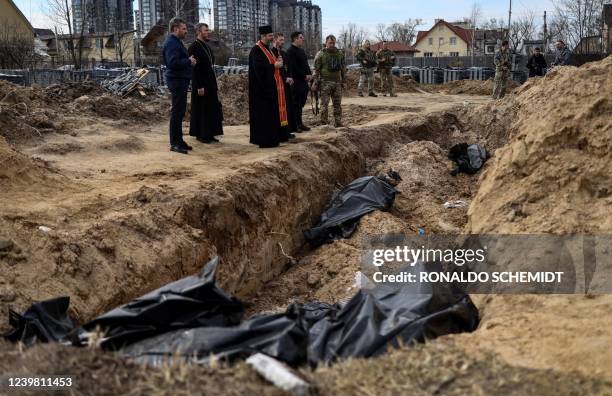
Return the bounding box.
[0,110,473,329]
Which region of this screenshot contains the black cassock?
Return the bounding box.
[188,39,223,140]
[248,43,283,148]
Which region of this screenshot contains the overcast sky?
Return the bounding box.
[16,0,556,35]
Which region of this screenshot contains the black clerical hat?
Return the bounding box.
[259,25,273,35]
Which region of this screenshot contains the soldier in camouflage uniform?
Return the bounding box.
[376,41,397,97]
[356,40,378,97]
[314,34,346,127]
[492,40,511,99]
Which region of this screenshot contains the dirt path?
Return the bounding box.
[5,93,488,217]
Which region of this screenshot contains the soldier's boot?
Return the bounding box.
[369,92,378,97]
[334,119,343,128]
[358,92,364,97]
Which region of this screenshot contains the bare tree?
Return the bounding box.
[480,18,506,30]
[385,19,424,46]
[375,23,388,42]
[46,0,90,69]
[0,22,36,68]
[509,11,538,52]
[551,0,605,52]
[114,30,136,64]
[468,2,482,61]
[337,23,370,63]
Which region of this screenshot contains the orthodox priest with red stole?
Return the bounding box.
[248,25,289,148]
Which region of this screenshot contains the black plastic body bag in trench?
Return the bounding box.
[304,176,398,248]
[4,260,479,368]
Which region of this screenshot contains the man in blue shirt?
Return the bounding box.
[162,17,197,154]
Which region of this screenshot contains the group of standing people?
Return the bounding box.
[243,26,352,147]
[162,20,316,152]
[356,40,398,98]
[492,39,572,99]
[162,18,223,154]
[248,26,313,148]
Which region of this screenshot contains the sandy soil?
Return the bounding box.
[1,58,611,395]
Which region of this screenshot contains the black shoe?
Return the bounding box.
[181,142,193,150]
[197,137,213,144]
[170,145,188,154]
[288,133,296,139]
[299,125,311,132]
[369,92,378,97]
[358,92,364,97]
[211,137,220,143]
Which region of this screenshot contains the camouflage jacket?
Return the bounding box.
[356,47,377,69]
[494,49,511,71]
[314,47,346,82]
[376,49,396,68]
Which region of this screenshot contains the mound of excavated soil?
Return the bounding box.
[43,80,104,103]
[217,74,249,125]
[467,56,612,234]
[429,79,520,96]
[0,136,67,192]
[451,56,612,382]
[456,98,518,151]
[0,80,66,144]
[73,95,167,122]
[0,79,169,145]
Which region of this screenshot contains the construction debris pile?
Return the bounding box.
[101,69,164,97]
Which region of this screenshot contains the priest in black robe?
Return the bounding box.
[188,22,223,144]
[248,25,289,148]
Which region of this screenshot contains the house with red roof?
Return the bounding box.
[370,41,420,57]
[414,19,475,58]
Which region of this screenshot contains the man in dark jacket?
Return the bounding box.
[162,17,196,154]
[526,47,547,77]
[272,32,297,140]
[188,22,223,144]
[286,31,312,131]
